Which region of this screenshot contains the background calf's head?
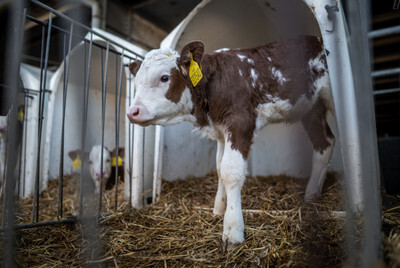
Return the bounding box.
[68,145,112,194]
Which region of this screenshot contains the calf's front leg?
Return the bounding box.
[220,139,246,246]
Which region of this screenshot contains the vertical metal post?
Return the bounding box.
[114,50,124,211]
[128,62,133,206]
[3,1,25,266]
[32,12,52,223]
[79,34,93,216]
[152,125,164,203]
[57,23,74,220]
[21,93,30,198]
[344,0,382,266]
[99,43,110,215]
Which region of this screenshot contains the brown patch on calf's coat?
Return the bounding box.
[225,113,256,159]
[178,36,328,158]
[301,99,334,153]
[165,68,187,103]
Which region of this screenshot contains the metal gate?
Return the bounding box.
[0,0,147,265]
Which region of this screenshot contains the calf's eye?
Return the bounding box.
[160,75,169,82]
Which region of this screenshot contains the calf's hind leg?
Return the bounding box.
[301,103,335,201]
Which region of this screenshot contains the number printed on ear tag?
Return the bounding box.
[189,53,203,87]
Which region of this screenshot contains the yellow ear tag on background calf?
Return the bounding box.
[112,156,123,167]
[189,53,203,87]
[73,155,82,170]
[18,107,24,121]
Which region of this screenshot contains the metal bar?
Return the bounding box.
[79,33,93,216]
[22,94,31,198]
[30,0,142,59]
[99,43,110,215]
[142,126,145,205]
[25,14,47,26]
[58,34,67,220]
[373,88,400,95]
[16,92,24,199]
[80,39,87,215]
[0,213,115,232]
[20,95,29,197]
[32,13,52,223]
[128,62,133,206]
[368,25,400,39]
[114,50,125,211]
[3,3,26,267]
[58,23,74,219]
[17,108,22,198]
[0,84,53,94]
[0,218,77,232]
[114,53,119,211]
[371,67,400,78]
[26,9,142,63]
[345,0,382,267]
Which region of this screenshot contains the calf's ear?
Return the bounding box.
[111,147,125,158]
[129,61,142,76]
[178,41,205,76]
[118,147,125,158]
[68,150,81,161]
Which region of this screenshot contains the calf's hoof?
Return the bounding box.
[222,230,244,252]
[304,192,321,202]
[213,207,225,217]
[221,239,240,253]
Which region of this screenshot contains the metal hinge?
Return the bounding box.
[325,3,339,32]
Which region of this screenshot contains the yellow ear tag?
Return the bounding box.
[189,53,203,87]
[18,108,24,121]
[112,156,123,167]
[134,84,137,93]
[72,155,82,170]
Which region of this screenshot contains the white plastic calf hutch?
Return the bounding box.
[41,28,151,205]
[153,0,380,216]
[17,64,54,197]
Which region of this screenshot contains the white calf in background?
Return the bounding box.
[68,145,125,194]
[68,145,111,195]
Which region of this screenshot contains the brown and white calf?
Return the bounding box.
[127,35,336,246]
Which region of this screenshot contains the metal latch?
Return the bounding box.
[325,4,339,32]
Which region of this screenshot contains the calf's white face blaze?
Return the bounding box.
[127,49,193,127]
[89,145,111,194]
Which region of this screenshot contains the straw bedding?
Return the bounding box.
[0,173,398,267]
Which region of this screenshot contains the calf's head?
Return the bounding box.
[88,145,112,182]
[127,41,205,126]
[68,145,112,194]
